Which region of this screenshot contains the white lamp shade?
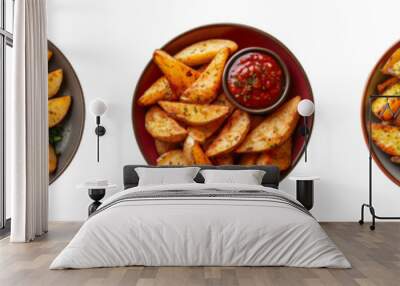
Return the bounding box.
[297,99,315,117]
[90,99,107,116]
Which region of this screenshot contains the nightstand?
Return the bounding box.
[289,176,320,210]
[77,183,117,216]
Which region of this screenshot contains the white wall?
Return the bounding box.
[47,0,400,221]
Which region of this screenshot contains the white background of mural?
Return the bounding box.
[47,0,400,221]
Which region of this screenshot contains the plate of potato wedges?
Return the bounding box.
[48,41,85,184]
[132,24,314,180]
[362,40,400,187]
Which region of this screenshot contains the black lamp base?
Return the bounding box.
[95,126,106,136]
[88,188,105,216]
[296,180,314,210]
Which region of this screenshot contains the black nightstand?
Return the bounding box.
[289,176,319,210]
[78,183,117,216]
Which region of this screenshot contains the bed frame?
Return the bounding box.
[123,165,280,190]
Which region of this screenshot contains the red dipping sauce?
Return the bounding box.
[227,52,284,109]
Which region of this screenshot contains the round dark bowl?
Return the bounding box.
[48,41,85,185]
[132,23,314,180]
[222,47,290,114]
[361,39,400,187]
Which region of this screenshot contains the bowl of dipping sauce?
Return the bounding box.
[223,47,290,114]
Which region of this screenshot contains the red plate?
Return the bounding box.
[361,40,400,187]
[132,23,314,180]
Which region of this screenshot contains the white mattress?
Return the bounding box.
[50,183,350,269]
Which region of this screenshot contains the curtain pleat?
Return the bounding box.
[10,0,48,243]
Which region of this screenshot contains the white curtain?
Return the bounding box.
[9,0,48,242]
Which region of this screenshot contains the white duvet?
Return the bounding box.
[50,183,350,269]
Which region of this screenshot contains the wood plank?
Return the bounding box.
[0,222,399,286]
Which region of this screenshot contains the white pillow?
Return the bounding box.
[135,167,200,186]
[200,169,266,185]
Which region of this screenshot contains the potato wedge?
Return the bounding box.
[183,135,196,164]
[206,110,250,157]
[138,65,208,107]
[145,106,187,143]
[213,93,235,113]
[377,77,399,94]
[192,142,212,165]
[187,126,208,144]
[239,153,259,165]
[236,96,301,153]
[180,48,230,104]
[48,50,53,61]
[49,144,57,174]
[187,117,226,143]
[48,95,72,128]
[153,50,200,95]
[138,77,177,106]
[187,93,235,142]
[156,150,188,166]
[382,48,400,77]
[212,154,234,165]
[256,138,292,171]
[155,140,179,156]
[174,39,238,66]
[372,83,400,121]
[371,123,400,156]
[158,101,229,126]
[48,69,63,98]
[202,133,218,151]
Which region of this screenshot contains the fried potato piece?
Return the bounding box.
[183,135,196,164]
[213,93,235,113]
[187,93,235,142]
[138,77,177,106]
[156,150,188,166]
[212,154,234,165]
[256,139,292,171]
[138,65,208,107]
[48,50,53,61]
[239,153,259,165]
[377,77,399,94]
[153,50,200,95]
[382,48,400,77]
[48,69,63,98]
[49,144,57,174]
[174,39,238,66]
[158,101,229,126]
[236,96,300,153]
[372,83,400,121]
[371,123,400,156]
[188,117,225,143]
[202,133,218,151]
[180,48,230,104]
[48,95,72,128]
[192,142,212,165]
[206,110,250,157]
[155,140,179,156]
[145,106,187,143]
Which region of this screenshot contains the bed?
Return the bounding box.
[50,165,350,269]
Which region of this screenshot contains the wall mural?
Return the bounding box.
[362,41,400,186]
[132,24,314,180]
[48,41,85,184]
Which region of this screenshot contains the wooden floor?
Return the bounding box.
[0,222,399,286]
